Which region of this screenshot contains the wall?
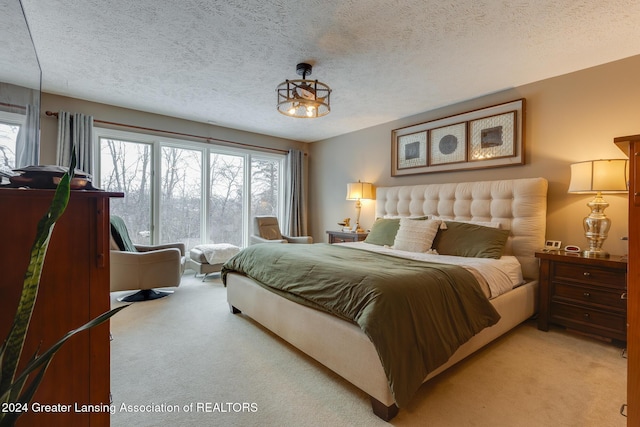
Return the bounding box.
[39,93,307,164]
[309,55,640,256]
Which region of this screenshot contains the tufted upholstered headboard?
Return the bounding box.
[375,177,548,280]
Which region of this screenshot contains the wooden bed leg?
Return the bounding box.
[229,304,241,314]
[370,397,399,421]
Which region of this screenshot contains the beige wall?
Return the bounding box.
[309,55,640,256]
[39,93,307,164]
[38,54,639,256]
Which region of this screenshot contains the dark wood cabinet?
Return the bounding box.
[614,134,639,424]
[536,251,627,343]
[326,230,369,243]
[0,188,122,426]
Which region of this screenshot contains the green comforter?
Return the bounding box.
[221,243,500,407]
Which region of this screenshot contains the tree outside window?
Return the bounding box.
[98,131,283,250]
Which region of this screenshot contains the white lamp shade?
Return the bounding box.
[568,159,629,194]
[346,181,373,200]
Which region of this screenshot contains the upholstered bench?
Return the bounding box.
[188,243,240,280]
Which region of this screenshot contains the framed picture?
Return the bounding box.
[395,130,427,170]
[391,99,524,176]
[429,122,466,165]
[469,111,516,161]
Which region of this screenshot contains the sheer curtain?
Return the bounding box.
[56,111,94,175]
[14,104,39,167]
[283,149,308,237]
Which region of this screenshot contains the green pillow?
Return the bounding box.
[364,218,400,246]
[432,221,509,259]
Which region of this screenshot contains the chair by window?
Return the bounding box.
[110,215,185,302]
[250,216,312,245]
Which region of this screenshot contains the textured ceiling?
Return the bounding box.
[15,0,640,142]
[1,1,40,89]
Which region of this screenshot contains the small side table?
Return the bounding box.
[326,230,369,244]
[535,250,627,343]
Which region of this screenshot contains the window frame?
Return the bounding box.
[0,110,25,170]
[94,126,285,248]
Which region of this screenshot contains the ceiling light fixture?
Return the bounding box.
[276,63,331,118]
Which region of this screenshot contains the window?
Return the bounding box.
[0,111,23,176]
[95,128,284,249]
[251,156,281,217]
[161,145,202,248]
[250,156,282,237]
[99,136,153,245]
[208,152,244,246]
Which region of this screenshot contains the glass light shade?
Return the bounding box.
[276,79,331,118]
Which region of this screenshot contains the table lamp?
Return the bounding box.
[346,180,373,232]
[568,159,628,258]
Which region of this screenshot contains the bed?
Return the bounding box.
[223,177,548,420]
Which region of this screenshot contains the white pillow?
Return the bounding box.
[393,218,441,252]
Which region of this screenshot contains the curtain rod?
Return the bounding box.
[44,110,300,155]
[1,102,27,111]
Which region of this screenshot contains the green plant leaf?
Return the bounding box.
[0,354,50,427]
[0,305,128,405]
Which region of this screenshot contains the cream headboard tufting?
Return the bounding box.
[375,177,548,280]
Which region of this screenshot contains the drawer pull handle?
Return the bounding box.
[583,292,590,297]
[583,272,591,276]
[621,292,628,300]
[583,313,590,319]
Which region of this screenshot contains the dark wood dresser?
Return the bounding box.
[536,251,627,344]
[0,188,122,426]
[614,134,640,421]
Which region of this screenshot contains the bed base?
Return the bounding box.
[226,273,537,420]
[370,398,399,421]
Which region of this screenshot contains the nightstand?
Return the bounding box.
[326,230,369,244]
[536,251,628,343]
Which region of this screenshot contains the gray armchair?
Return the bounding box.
[250,216,313,245]
[110,215,186,302]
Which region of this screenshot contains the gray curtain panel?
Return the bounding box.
[283,149,307,237]
[56,111,94,175]
[15,103,40,168]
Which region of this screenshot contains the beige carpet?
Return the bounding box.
[110,274,627,427]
